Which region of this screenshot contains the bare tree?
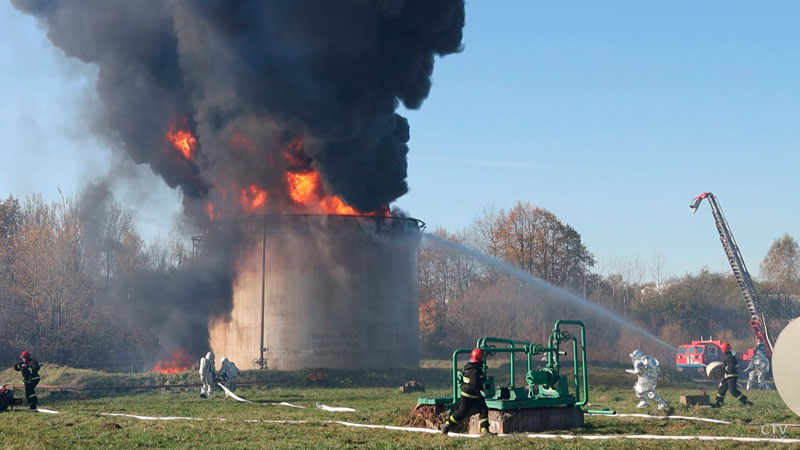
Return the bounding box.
[649,250,667,286]
[418,227,482,306]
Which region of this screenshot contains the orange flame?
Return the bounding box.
[285,169,385,215]
[202,131,392,217]
[240,185,268,212]
[167,123,197,159]
[152,349,193,374]
[205,202,216,221]
[287,171,319,204]
[320,196,358,215]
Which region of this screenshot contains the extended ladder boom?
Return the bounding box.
[690,192,773,357]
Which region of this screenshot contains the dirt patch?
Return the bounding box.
[403,404,467,433]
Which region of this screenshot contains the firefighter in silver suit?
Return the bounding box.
[199,351,216,398]
[744,344,770,390]
[218,357,241,392]
[626,349,668,410]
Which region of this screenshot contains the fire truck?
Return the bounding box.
[675,192,773,375]
[675,338,759,376]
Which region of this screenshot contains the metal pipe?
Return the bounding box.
[554,320,589,407]
[259,216,267,370]
[450,348,472,406]
[585,409,616,415]
[477,337,530,388]
[569,337,580,404]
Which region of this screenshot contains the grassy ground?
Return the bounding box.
[1,364,798,449]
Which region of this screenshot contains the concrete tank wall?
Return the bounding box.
[209,215,422,370]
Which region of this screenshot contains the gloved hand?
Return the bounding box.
[625,369,636,374]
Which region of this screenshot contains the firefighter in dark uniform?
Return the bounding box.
[441,348,493,435]
[712,342,752,408]
[13,350,40,410]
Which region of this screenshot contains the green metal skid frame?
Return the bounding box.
[417,320,588,411]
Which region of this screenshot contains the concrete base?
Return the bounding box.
[467,406,584,434]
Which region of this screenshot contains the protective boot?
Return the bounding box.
[636,400,648,408]
[739,395,753,406]
[479,417,495,435]
[440,422,451,434]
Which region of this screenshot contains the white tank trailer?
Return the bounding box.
[209,214,424,370]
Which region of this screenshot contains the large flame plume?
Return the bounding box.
[168,126,390,219]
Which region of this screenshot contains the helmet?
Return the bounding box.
[629,349,644,361]
[470,348,484,363]
[719,342,731,353]
[220,357,228,364]
[206,351,215,360]
[20,350,30,359]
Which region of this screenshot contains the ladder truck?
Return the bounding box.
[688,192,773,358]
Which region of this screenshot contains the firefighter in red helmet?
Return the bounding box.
[13,350,40,410]
[712,342,752,408]
[440,348,493,435]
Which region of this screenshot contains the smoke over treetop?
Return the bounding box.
[13,0,466,216]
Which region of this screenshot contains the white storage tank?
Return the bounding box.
[209,214,423,370]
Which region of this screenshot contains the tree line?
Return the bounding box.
[418,200,800,364]
[3,192,798,368]
[0,194,189,367]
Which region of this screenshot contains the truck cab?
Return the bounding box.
[675,340,724,376]
[676,339,754,377]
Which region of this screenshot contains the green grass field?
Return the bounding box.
[1,364,798,449]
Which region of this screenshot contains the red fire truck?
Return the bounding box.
[675,338,756,376]
[675,192,772,375]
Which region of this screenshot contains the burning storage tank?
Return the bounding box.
[209,214,423,370]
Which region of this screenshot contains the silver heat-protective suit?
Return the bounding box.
[218,357,241,392]
[744,346,770,390]
[626,349,667,409]
[199,351,216,398]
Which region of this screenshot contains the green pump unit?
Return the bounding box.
[418,320,588,411]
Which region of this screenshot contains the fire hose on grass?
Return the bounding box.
[216,381,354,412]
[92,412,800,443]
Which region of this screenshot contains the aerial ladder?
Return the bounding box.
[690,192,773,358]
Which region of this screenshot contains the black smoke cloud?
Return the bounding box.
[13,0,464,359]
[13,0,465,213]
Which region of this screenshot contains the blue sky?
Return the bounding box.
[2,1,799,280]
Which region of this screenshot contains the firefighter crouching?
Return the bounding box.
[712,342,753,408]
[441,348,494,435]
[13,350,40,410]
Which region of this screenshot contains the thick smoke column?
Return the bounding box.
[12,0,465,214]
[12,0,464,359]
